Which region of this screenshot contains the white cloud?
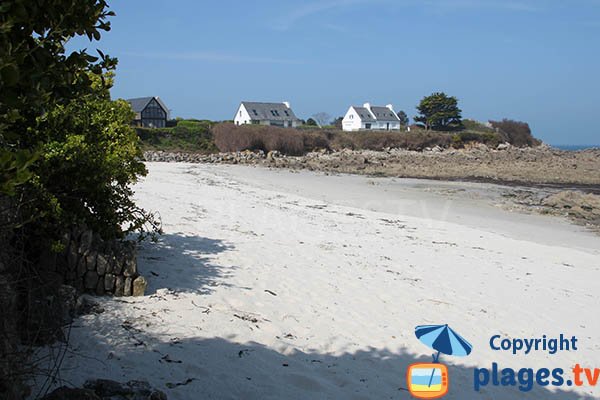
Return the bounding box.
[273,0,375,30]
[272,0,542,31]
[423,0,541,12]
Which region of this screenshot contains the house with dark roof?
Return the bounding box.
[234,101,301,128]
[342,103,401,132]
[126,96,170,128]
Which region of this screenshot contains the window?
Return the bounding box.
[284,110,289,116]
[253,110,258,116]
[365,123,371,129]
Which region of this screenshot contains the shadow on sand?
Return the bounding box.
[63,333,598,400]
[136,233,234,294]
[61,233,597,399]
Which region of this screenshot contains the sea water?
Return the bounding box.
[553,145,600,151]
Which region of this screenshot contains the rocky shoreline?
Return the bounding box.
[144,146,600,232]
[144,144,600,187]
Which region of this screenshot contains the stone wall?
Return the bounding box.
[144,149,267,164]
[63,228,147,297]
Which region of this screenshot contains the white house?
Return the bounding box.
[342,103,401,132]
[234,101,301,128]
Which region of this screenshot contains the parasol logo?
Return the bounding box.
[407,324,473,399]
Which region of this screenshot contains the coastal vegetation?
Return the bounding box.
[140,117,537,157]
[414,92,463,131]
[137,119,218,153]
[138,91,539,157]
[0,2,156,397]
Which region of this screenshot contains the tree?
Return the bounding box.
[1,1,116,199]
[414,92,462,131]
[0,0,157,240]
[312,112,332,128]
[305,118,318,126]
[397,110,409,126]
[332,117,343,130]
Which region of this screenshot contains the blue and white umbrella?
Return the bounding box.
[415,324,473,387]
[415,324,473,362]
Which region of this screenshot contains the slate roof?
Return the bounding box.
[240,102,300,121]
[351,106,376,122]
[369,106,400,122]
[126,96,170,118]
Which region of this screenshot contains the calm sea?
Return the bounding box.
[553,145,600,151]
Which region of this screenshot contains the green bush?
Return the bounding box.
[30,74,158,240]
[451,131,502,148]
[137,120,218,153]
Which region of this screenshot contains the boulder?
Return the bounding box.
[85,251,97,271]
[96,254,109,275]
[78,230,94,254]
[84,271,99,290]
[95,279,105,296]
[77,254,87,278]
[124,277,133,296]
[114,276,125,297]
[123,258,137,277]
[104,273,116,292]
[132,276,148,297]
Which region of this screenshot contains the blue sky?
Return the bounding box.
[68,0,600,145]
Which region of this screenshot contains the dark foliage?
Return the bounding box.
[415,92,463,131]
[489,119,541,147]
[397,110,409,126]
[305,118,318,126]
[332,117,343,130]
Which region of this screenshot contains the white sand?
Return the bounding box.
[32,163,600,399]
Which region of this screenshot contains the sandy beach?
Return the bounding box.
[31,162,600,399]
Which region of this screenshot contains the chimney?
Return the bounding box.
[386,104,394,111]
[283,101,291,109]
[363,102,371,110]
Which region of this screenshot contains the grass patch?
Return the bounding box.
[137,120,218,153]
